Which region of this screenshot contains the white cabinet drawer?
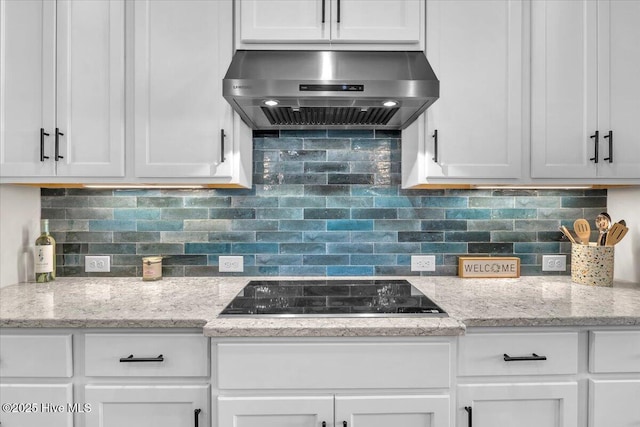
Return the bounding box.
[0,335,73,377]
[458,332,579,376]
[217,341,451,389]
[85,334,208,377]
[589,330,640,373]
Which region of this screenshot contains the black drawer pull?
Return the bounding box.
[432,129,439,163]
[503,353,547,362]
[220,129,226,163]
[590,131,599,163]
[119,354,164,363]
[194,408,201,427]
[464,406,472,427]
[40,128,50,161]
[603,130,613,163]
[55,128,64,160]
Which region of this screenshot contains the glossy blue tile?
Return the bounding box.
[327,266,374,276]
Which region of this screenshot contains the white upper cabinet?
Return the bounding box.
[236,0,423,49]
[133,0,251,186]
[0,0,125,179]
[402,0,525,187]
[0,0,55,177]
[531,0,640,181]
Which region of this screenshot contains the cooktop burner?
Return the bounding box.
[218,279,447,318]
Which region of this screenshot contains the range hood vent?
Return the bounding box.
[223,50,439,130]
[261,106,399,127]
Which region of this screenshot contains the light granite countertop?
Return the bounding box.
[1,276,639,336]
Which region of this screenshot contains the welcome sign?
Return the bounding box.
[458,257,521,278]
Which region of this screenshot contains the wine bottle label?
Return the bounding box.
[35,245,54,273]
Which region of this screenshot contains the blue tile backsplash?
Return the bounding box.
[42,130,607,277]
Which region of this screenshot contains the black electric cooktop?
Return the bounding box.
[218,279,448,318]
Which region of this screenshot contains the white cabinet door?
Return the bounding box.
[0,384,73,427]
[237,0,422,46]
[457,383,578,427]
[336,395,450,427]
[85,385,209,427]
[134,0,235,179]
[218,396,334,427]
[531,0,599,179]
[0,0,124,179]
[531,0,640,181]
[589,380,640,427]
[55,0,125,177]
[238,0,328,43]
[0,0,56,177]
[423,0,524,179]
[330,0,422,45]
[596,0,640,179]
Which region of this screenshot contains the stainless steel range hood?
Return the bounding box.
[223,50,439,130]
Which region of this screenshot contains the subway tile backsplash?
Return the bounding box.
[42,130,606,277]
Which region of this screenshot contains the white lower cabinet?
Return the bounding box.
[85,385,209,427]
[588,330,640,427]
[457,383,578,427]
[336,395,450,427]
[457,330,580,427]
[215,338,453,427]
[219,394,450,427]
[83,332,210,427]
[589,380,640,427]
[0,384,74,427]
[218,396,334,427]
[0,333,74,427]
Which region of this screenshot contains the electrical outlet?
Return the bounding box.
[542,255,566,272]
[85,255,111,272]
[219,256,243,272]
[411,255,436,272]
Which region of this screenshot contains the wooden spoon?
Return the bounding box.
[605,222,629,246]
[574,219,591,245]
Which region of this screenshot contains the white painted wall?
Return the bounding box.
[607,188,640,283]
[0,185,41,287]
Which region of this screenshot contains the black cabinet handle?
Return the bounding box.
[432,129,439,163]
[603,130,613,163]
[40,128,50,161]
[503,353,547,362]
[55,128,64,161]
[322,423,326,427]
[590,131,599,163]
[220,129,226,163]
[321,0,325,23]
[194,408,201,427]
[119,354,164,362]
[337,0,341,23]
[464,406,472,427]
[343,422,347,427]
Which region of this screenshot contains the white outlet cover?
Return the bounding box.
[542,255,566,272]
[85,255,111,272]
[411,255,436,272]
[219,256,244,272]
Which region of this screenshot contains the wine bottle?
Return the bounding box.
[35,219,56,282]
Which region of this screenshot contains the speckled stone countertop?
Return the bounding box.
[1,276,638,336]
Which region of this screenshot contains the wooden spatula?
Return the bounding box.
[574,219,591,245]
[605,222,629,246]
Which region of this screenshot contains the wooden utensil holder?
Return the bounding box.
[571,244,614,287]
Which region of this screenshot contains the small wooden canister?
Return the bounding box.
[571,244,614,287]
[142,256,163,281]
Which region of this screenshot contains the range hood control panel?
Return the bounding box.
[299,84,364,92]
